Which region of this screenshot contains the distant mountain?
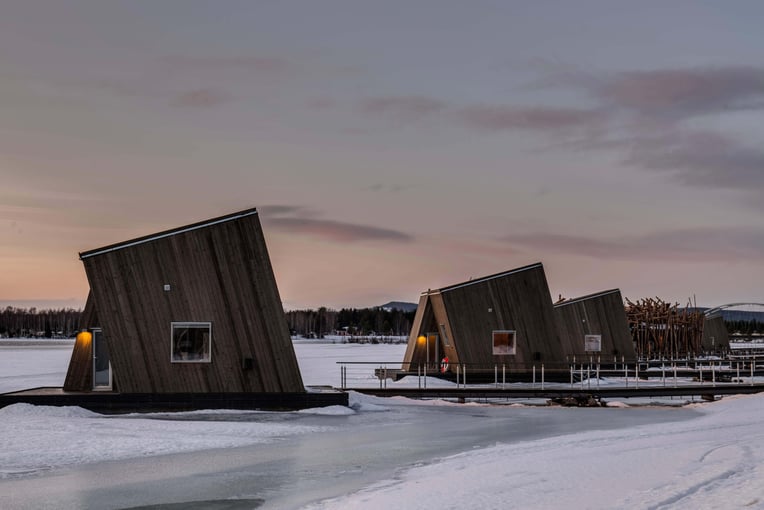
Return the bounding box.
[379,301,418,313]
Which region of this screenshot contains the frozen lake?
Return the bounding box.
[1,341,762,509]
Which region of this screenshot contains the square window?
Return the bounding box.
[171,322,212,363]
[492,330,516,356]
[584,334,602,352]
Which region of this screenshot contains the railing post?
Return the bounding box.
[532,365,535,389]
[495,365,498,388]
[503,364,506,389]
[463,364,467,387]
[751,361,754,386]
[541,364,545,390]
[699,363,703,385]
[737,361,740,384]
[596,363,600,389]
[673,363,678,388]
[635,361,639,389]
[624,364,628,388]
[418,364,421,389]
[570,363,574,387]
[712,361,716,387]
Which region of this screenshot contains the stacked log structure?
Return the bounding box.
[625,298,704,359]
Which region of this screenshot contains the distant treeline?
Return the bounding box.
[286,307,416,337]
[727,319,763,335]
[2,305,760,340]
[0,306,83,338]
[1,305,417,339]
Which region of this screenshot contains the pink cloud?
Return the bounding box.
[170,88,231,108]
[458,105,606,132]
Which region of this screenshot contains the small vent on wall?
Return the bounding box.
[163,284,171,291]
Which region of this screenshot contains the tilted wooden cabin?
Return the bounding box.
[701,313,730,352]
[553,289,636,360]
[64,208,304,393]
[402,263,573,372]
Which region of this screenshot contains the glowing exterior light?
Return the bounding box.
[76,330,93,345]
[417,335,426,344]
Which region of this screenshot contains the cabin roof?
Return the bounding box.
[554,289,622,308]
[79,208,259,260]
[423,262,544,295]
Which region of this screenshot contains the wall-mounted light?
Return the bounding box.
[164,284,171,291]
[76,330,92,346]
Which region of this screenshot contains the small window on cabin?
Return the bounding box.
[492,330,516,356]
[171,322,212,363]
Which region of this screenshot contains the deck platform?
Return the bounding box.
[349,383,764,401]
[0,386,348,413]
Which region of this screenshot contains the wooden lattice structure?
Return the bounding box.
[625,298,704,358]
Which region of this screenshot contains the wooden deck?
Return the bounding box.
[350,383,764,401]
[0,386,347,413]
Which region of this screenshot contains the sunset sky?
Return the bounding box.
[1,1,763,311]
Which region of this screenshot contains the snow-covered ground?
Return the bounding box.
[2,341,764,509]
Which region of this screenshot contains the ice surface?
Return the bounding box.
[2,341,764,509]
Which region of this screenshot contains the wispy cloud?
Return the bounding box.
[258,205,307,217]
[457,105,606,133]
[159,55,290,74]
[170,87,231,108]
[268,217,413,243]
[261,205,414,243]
[622,130,764,191]
[359,95,447,120]
[595,66,764,120]
[505,227,764,262]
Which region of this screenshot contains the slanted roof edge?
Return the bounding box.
[554,289,622,308]
[431,263,544,294]
[80,208,259,260]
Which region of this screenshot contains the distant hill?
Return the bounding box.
[379,301,418,313]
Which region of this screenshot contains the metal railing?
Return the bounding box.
[336,358,764,391]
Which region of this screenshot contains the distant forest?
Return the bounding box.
[2,305,758,340]
[0,307,82,338]
[0,305,417,339]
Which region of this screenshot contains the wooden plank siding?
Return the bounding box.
[702,315,730,352]
[78,208,304,394]
[62,293,98,391]
[402,263,573,372]
[553,289,636,360]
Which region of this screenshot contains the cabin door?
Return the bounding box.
[426,333,439,371]
[92,328,112,389]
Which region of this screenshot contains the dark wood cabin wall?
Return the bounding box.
[554,291,635,360]
[702,316,730,351]
[83,213,303,394]
[402,294,431,369]
[63,293,97,392]
[429,292,459,368]
[441,265,565,367]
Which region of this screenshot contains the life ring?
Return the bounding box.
[440,356,449,373]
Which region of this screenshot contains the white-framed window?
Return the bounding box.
[584,334,602,352]
[171,322,212,363]
[492,330,516,356]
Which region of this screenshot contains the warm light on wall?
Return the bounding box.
[417,335,426,344]
[76,331,92,346]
